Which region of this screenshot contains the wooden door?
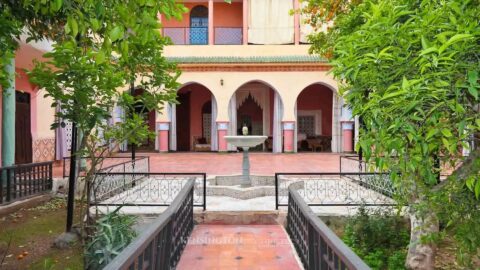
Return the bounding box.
[15,91,33,164]
[176,92,191,151]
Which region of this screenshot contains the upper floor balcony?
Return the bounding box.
[160,0,312,46]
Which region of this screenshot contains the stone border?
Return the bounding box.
[0,194,52,216]
[194,211,287,225]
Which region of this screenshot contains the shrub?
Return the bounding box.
[86,208,137,270]
[343,206,409,270]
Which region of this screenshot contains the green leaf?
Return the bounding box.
[438,34,472,54]
[110,26,124,42]
[442,138,451,152]
[441,129,452,137]
[95,51,106,64]
[475,180,480,200]
[90,18,100,31]
[419,47,437,56]
[53,0,63,11]
[421,36,428,50]
[467,70,478,85]
[402,77,409,90]
[67,17,78,37]
[426,129,437,140]
[467,86,478,100]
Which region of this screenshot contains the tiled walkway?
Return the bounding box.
[176,225,302,270]
[124,152,339,176]
[53,152,340,178]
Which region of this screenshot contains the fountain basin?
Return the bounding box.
[224,135,267,148]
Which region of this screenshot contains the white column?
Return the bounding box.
[228,94,237,151]
[168,104,177,151]
[331,93,342,153]
[211,99,218,151]
[273,92,283,153]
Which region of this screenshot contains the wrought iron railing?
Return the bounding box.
[0,161,53,204]
[214,27,242,45]
[162,27,209,45]
[339,155,369,174]
[62,156,149,178]
[103,179,195,270]
[275,172,396,209]
[339,155,397,197]
[287,185,371,270]
[91,171,206,211]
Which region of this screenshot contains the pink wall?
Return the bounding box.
[161,2,242,28]
[297,84,333,136]
[15,68,36,92]
[178,84,212,147]
[15,68,38,138]
[0,68,38,165]
[213,3,243,27]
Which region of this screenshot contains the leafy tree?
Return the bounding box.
[1,0,186,239]
[303,0,480,268]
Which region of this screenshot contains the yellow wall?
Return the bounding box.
[164,44,312,57]
[34,89,56,139]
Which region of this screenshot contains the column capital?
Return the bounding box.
[282,121,295,130]
[156,121,170,131]
[217,121,229,130]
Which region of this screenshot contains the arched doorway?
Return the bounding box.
[190,5,208,45]
[228,82,284,152]
[295,84,333,152]
[170,83,217,151]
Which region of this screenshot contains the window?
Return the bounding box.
[298,115,315,136]
[190,5,208,45]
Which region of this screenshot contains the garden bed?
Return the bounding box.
[321,209,480,270]
[0,198,83,270]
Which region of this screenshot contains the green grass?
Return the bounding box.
[0,198,84,270]
[29,245,84,270]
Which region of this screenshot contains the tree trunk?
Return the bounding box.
[406,207,439,270]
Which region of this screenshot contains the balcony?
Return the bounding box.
[162,27,243,45]
[160,1,309,46]
[214,27,243,45]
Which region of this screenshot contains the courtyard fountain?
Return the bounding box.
[224,135,267,187]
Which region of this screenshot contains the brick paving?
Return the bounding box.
[54,152,340,178]
[176,224,302,270]
[121,152,340,176]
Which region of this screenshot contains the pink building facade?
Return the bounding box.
[0,41,57,166]
[3,0,357,167]
[154,0,356,153]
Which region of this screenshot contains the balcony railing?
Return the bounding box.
[162,27,208,45]
[214,27,242,45]
[162,27,243,45]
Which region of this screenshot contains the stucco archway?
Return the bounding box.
[227,80,284,153]
[294,82,342,153]
[168,82,218,151]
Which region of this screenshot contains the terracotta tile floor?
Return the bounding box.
[176,225,302,270]
[53,152,340,178]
